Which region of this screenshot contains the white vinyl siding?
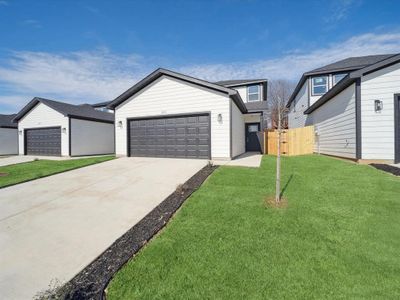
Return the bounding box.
[70,118,114,156]
[288,81,311,128]
[360,62,400,160]
[114,76,232,159]
[310,83,356,158]
[0,128,18,155]
[231,101,245,157]
[18,103,69,156]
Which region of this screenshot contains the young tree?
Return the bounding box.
[268,80,294,204]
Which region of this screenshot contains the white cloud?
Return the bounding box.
[180,32,400,81]
[21,19,42,29]
[0,31,400,113]
[324,0,361,24]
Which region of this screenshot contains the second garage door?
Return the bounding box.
[25,127,62,156]
[128,114,210,159]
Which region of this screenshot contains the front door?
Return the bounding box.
[245,123,261,152]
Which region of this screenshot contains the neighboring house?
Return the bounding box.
[13,97,115,157]
[0,114,18,155]
[91,101,114,113]
[108,68,268,160]
[287,54,400,163]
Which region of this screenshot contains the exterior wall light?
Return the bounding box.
[217,113,223,123]
[18,130,22,135]
[62,127,67,133]
[374,100,383,112]
[118,120,123,128]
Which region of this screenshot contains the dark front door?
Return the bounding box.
[245,123,261,152]
[25,127,62,156]
[128,113,211,159]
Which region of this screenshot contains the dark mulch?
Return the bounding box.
[370,164,400,176]
[56,164,217,300]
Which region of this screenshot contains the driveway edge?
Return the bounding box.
[58,164,217,300]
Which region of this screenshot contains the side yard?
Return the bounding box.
[0,156,114,188]
[107,155,400,299]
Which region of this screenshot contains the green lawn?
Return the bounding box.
[107,155,400,299]
[0,156,114,188]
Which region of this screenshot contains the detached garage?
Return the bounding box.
[0,114,18,156]
[108,68,248,160]
[13,97,115,156]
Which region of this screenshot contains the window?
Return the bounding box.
[247,85,260,101]
[333,73,347,85]
[248,124,259,132]
[311,76,328,95]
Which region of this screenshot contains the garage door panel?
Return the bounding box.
[128,114,210,159]
[25,127,61,156]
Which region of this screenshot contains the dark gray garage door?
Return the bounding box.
[128,114,210,159]
[25,127,62,156]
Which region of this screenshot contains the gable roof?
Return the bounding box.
[287,54,397,107]
[107,68,247,113]
[304,53,400,114]
[214,79,267,87]
[306,54,396,75]
[0,114,17,128]
[13,97,114,123]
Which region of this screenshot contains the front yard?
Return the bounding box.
[107,155,400,299]
[0,156,115,188]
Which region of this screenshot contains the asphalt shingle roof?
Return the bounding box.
[306,54,396,74]
[14,97,114,123]
[0,114,17,128]
[215,79,267,86]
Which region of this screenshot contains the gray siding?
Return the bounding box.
[310,83,356,158]
[288,81,312,128]
[0,128,18,155]
[70,118,114,156]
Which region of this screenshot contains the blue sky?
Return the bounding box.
[0,0,400,113]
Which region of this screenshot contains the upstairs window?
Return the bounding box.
[333,73,347,85]
[311,76,328,95]
[247,85,260,101]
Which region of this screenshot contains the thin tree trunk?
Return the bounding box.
[275,108,281,203]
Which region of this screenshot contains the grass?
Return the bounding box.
[107,155,400,299]
[0,156,115,188]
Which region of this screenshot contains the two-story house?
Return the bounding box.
[107,68,269,160]
[287,54,400,163]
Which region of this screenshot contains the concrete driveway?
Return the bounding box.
[0,157,207,299]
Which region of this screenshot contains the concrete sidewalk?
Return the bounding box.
[213,152,262,167]
[0,157,207,299]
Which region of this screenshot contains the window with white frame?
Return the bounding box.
[333,73,347,85]
[311,76,328,95]
[247,85,260,101]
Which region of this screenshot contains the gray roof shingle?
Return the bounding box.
[14,97,114,123]
[0,114,17,128]
[215,79,267,87]
[306,54,396,74]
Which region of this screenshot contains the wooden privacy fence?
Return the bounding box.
[264,125,315,156]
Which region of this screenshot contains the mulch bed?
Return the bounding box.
[57,164,217,300]
[370,164,400,176]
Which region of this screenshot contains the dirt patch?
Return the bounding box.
[0,172,8,177]
[51,164,217,300]
[265,196,288,208]
[370,164,400,176]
